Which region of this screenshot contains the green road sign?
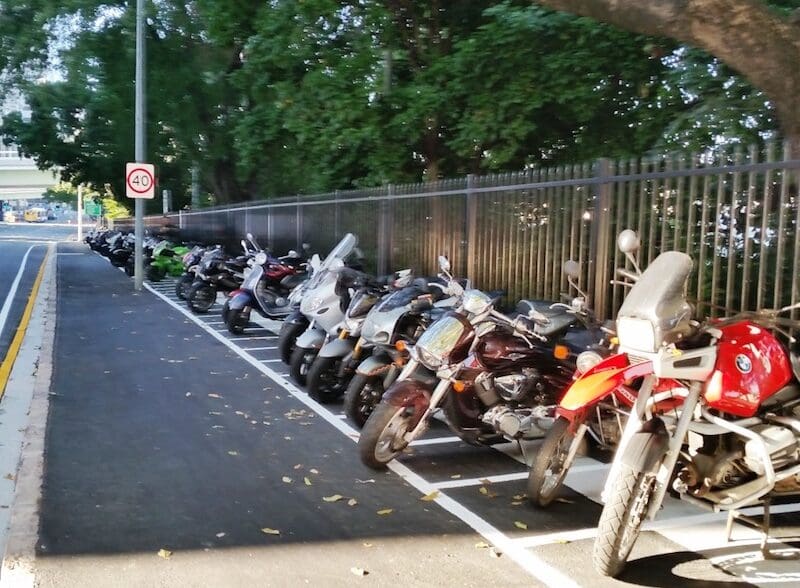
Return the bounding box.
[84,202,102,216]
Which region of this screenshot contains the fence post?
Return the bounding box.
[590,158,613,320]
[377,185,392,275]
[465,174,477,283]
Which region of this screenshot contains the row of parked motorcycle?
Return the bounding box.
[88,226,800,578]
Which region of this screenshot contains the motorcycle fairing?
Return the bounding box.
[295,328,325,350]
[557,354,653,415]
[227,291,253,311]
[283,309,308,326]
[383,379,431,422]
[356,354,393,377]
[317,337,354,358]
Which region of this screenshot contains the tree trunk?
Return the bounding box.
[534,0,800,146]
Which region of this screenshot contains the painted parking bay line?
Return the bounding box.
[144,283,580,588]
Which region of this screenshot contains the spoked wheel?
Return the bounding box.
[306,356,349,403]
[289,346,318,387]
[175,274,194,300]
[187,283,217,313]
[277,322,307,364]
[528,417,585,507]
[358,402,415,470]
[593,464,657,577]
[344,374,385,428]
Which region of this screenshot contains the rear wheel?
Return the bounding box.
[528,417,585,507]
[175,274,194,300]
[277,322,306,364]
[344,374,385,428]
[306,356,348,403]
[187,283,217,313]
[593,464,657,577]
[358,402,414,469]
[289,345,318,387]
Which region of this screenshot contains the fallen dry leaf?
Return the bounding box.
[376,508,393,516]
[309,468,319,475]
[514,521,528,530]
[355,479,374,484]
[157,548,172,559]
[323,494,344,503]
[475,541,490,549]
[479,478,492,485]
[555,539,571,544]
[479,487,488,495]
[420,491,440,502]
[227,451,239,456]
[294,464,303,470]
[282,476,292,484]
[450,474,461,479]
[512,494,526,501]
[260,527,281,536]
[304,477,312,486]
[215,532,226,538]
[351,567,369,577]
[510,501,524,506]
[489,547,502,559]
[208,393,222,399]
[555,497,575,504]
[347,498,358,507]
[362,542,373,548]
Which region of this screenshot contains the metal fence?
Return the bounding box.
[116,142,800,320]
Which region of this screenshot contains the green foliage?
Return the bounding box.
[0,0,781,207]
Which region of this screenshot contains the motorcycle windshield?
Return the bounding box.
[414,313,473,369]
[374,287,425,312]
[617,251,694,352]
[347,290,381,319]
[304,233,357,291]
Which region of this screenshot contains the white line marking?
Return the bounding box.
[408,436,462,447]
[201,321,225,325]
[227,336,276,341]
[0,245,34,341]
[144,283,580,588]
[243,346,278,351]
[512,527,599,548]
[433,471,529,489]
[260,359,283,363]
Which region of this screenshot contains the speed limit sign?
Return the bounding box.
[125,162,156,199]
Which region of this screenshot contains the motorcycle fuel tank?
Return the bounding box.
[474,330,549,372]
[704,320,793,417]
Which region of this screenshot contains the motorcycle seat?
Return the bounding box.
[517,299,577,337]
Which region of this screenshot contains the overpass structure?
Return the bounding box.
[0,143,58,206]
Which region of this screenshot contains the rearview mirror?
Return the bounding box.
[617,230,640,254]
[246,232,254,240]
[438,255,451,272]
[563,260,580,279]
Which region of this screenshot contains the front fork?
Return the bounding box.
[402,376,452,444]
[601,376,702,520]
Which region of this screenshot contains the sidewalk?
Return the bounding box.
[2,243,532,587]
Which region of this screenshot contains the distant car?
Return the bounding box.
[24,208,47,223]
[3,210,15,223]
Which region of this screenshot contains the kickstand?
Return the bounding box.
[725,497,780,560]
[517,439,530,466]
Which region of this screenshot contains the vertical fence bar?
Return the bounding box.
[464,174,477,285]
[774,142,791,309]
[696,174,712,317]
[756,143,775,310]
[685,156,699,259]
[740,145,758,311]
[591,158,612,319]
[725,148,743,313]
[710,157,726,318]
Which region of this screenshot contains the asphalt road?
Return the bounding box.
[2,222,799,587]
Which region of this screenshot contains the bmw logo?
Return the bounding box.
[735,354,752,374]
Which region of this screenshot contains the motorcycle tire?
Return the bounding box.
[175,274,194,300]
[187,283,217,313]
[344,373,385,428]
[124,260,135,277]
[147,264,166,282]
[527,416,585,508]
[225,306,248,334]
[277,321,307,364]
[306,356,348,404]
[358,401,414,470]
[289,345,318,387]
[592,464,658,577]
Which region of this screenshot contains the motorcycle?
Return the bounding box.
[222,233,307,334]
[343,275,457,427]
[147,240,190,282]
[358,257,605,469]
[304,269,414,404]
[186,246,252,313]
[175,245,212,300]
[287,234,361,386]
[587,241,800,577]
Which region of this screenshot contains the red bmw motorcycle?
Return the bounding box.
[584,247,800,577]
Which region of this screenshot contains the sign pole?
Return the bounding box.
[77,185,83,242]
[134,0,146,291]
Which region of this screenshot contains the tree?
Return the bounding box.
[532,0,800,147]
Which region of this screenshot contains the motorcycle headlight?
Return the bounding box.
[413,314,470,370]
[254,252,268,266]
[343,316,363,333]
[576,350,603,375]
[461,289,493,315]
[617,317,656,353]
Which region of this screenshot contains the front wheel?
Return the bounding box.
[592,464,657,577]
[358,402,416,470]
[344,374,386,428]
[223,302,249,334]
[528,417,585,508]
[306,356,348,403]
[175,274,194,300]
[187,283,217,313]
[147,264,166,282]
[289,345,318,387]
[277,321,306,364]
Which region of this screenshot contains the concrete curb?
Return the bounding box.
[1,244,58,587]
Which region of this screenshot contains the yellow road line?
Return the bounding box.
[0,250,49,399]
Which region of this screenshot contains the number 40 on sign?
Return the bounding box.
[125,162,156,199]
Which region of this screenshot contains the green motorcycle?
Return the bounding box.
[146,240,190,282]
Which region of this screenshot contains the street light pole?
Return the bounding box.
[77,185,83,241]
[134,0,146,291]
